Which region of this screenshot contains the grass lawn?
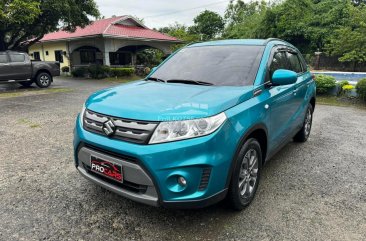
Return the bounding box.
[0,88,73,99]
[317,95,366,109]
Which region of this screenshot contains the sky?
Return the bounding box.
[95,0,232,29]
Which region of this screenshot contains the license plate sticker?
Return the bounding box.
[90,156,123,182]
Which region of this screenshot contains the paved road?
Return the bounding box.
[0,78,365,241]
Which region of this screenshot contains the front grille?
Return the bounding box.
[198,167,212,191]
[83,109,158,144]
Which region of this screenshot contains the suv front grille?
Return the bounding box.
[83,109,158,144]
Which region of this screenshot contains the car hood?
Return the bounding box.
[86,80,254,121]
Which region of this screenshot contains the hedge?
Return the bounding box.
[315,75,337,94]
[71,66,134,78]
[71,67,88,77]
[110,67,135,77]
[356,78,366,101]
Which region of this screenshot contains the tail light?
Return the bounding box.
[311,74,316,80]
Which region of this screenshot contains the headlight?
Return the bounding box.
[149,112,227,144]
[80,104,86,127]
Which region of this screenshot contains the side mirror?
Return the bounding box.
[272,69,298,86]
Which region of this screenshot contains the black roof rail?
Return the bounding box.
[264,38,296,48]
[264,38,284,44]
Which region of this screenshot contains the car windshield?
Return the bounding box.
[150,45,265,86]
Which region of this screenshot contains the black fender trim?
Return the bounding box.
[224,124,268,189]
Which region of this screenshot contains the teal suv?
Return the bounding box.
[74,39,316,210]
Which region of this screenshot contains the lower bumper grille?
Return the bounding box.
[77,145,159,206]
[198,167,212,191]
[83,163,148,194]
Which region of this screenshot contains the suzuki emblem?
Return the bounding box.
[103,119,116,136]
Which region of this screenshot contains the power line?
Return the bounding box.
[144,0,230,19]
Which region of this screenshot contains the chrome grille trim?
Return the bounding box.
[83,109,159,144]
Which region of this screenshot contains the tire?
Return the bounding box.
[227,138,262,210]
[19,81,33,87]
[35,72,52,88]
[293,104,314,142]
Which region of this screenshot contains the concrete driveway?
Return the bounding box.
[0,77,365,240]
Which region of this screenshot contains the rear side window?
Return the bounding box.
[269,52,288,78]
[287,52,303,73]
[9,54,25,62]
[0,53,7,63]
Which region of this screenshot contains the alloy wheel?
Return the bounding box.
[39,75,50,86]
[304,108,312,137]
[238,149,258,198]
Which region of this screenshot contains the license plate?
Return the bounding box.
[90,156,123,182]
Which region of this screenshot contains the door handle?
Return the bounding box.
[293,88,298,96]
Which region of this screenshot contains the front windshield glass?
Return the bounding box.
[150,45,265,86]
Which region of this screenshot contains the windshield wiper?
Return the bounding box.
[145,77,165,83]
[166,79,214,86]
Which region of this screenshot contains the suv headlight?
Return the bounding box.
[149,112,227,144]
[80,104,86,127]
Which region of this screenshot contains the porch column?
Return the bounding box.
[131,52,137,66]
[103,52,110,66]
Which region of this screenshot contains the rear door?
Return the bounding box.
[0,52,11,81]
[8,52,32,80]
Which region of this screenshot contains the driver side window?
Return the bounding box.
[269,51,288,81]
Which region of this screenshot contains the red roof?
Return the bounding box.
[40,16,179,42]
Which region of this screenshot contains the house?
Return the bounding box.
[28,16,181,71]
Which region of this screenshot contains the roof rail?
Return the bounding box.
[264,38,284,44]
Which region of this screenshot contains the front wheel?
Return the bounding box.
[293,104,313,142]
[227,138,262,210]
[35,72,52,88]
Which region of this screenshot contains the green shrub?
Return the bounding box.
[110,67,135,77]
[356,78,366,101]
[61,66,70,73]
[71,67,88,77]
[315,75,337,94]
[338,80,349,88]
[88,65,110,79]
[337,80,349,96]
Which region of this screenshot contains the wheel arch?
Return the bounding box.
[225,124,268,188]
[34,69,53,81]
[310,96,316,110]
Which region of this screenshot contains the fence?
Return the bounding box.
[310,54,366,72]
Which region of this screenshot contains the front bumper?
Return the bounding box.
[73,114,240,208]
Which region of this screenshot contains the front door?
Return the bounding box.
[265,48,298,153]
[8,52,32,80]
[0,52,11,81]
[286,51,312,130]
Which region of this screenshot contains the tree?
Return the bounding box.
[0,0,99,51]
[223,0,269,39]
[189,10,225,40]
[159,23,200,51]
[326,4,366,70]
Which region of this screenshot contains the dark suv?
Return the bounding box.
[0,51,60,88]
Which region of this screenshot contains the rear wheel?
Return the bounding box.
[227,138,262,210]
[19,81,33,87]
[35,72,52,88]
[293,104,313,142]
